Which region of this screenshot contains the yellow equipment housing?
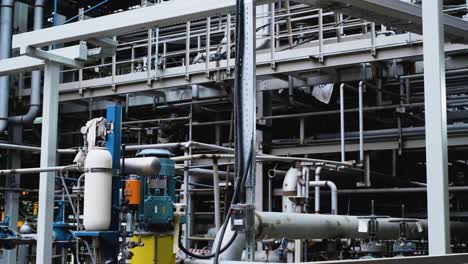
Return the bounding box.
[130,233,175,264]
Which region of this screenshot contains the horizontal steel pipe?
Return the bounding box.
[0,165,78,175]
[0,143,77,154]
[175,168,230,180]
[335,186,468,194]
[184,253,468,264]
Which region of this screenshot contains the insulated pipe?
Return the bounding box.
[8,0,46,124]
[191,213,468,263]
[254,212,468,241]
[120,157,160,177]
[211,223,246,261]
[308,180,337,215]
[184,253,468,264]
[282,167,299,213]
[339,83,345,162]
[0,0,15,134]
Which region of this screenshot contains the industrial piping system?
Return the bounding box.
[0,0,15,133]
[185,212,468,263]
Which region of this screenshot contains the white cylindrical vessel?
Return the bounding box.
[83,147,113,231]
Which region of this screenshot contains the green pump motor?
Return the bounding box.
[135,149,179,226]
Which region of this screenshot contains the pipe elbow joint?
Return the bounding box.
[325,181,337,192]
[315,166,322,175]
[34,0,46,6]
[1,0,15,6]
[8,105,40,124]
[21,105,40,124]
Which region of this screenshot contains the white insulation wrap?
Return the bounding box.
[282,167,299,213]
[83,147,113,231]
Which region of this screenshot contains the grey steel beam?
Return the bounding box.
[270,133,468,156]
[0,56,44,76]
[0,45,91,76]
[422,0,450,255]
[54,35,468,101]
[12,0,272,51]
[25,46,85,69]
[36,62,60,264]
[296,0,468,44]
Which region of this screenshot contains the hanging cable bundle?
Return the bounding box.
[177,1,249,262]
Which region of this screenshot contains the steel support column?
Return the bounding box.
[242,0,257,261]
[422,0,451,255]
[36,62,60,264]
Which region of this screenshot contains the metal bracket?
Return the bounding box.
[25,46,86,69]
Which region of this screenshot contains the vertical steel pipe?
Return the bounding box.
[0,0,15,133]
[326,181,337,215]
[183,148,191,248]
[308,180,337,215]
[339,83,345,162]
[9,0,46,124]
[213,159,221,232]
[314,167,321,214]
[358,81,364,163]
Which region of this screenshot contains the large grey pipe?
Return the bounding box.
[0,0,15,133]
[184,253,468,264]
[9,0,46,124]
[255,212,468,241]
[121,157,160,177]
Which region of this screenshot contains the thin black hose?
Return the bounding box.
[177,226,238,259]
[213,147,253,264]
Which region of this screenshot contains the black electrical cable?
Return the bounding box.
[213,146,253,264]
[181,0,251,262]
[233,0,245,204]
[177,149,252,261]
[208,0,250,262]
